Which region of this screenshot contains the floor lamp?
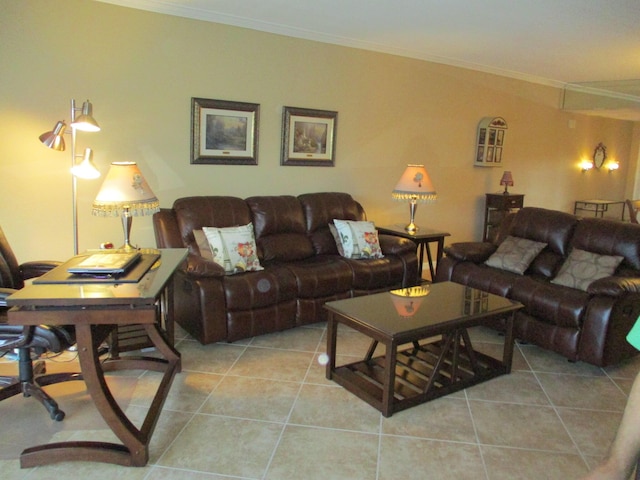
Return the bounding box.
[39,99,101,255]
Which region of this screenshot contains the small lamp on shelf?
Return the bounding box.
[392,164,437,233]
[499,171,514,194]
[92,162,160,250]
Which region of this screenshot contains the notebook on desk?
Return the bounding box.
[33,251,161,284]
[67,252,141,274]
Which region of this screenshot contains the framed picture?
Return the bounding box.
[191,98,259,165]
[281,107,337,166]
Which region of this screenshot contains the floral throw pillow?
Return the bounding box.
[551,248,623,291]
[332,219,384,259]
[484,235,547,275]
[203,223,264,275]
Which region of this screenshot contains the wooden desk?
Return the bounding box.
[377,225,450,281]
[7,248,187,468]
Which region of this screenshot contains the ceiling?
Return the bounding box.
[96,0,640,120]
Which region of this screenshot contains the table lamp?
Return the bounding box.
[92,162,160,250]
[500,171,514,194]
[392,164,437,233]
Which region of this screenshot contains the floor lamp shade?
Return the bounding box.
[92,162,160,249]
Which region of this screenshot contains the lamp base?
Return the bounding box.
[405,198,419,233]
[405,222,418,233]
[120,208,137,251]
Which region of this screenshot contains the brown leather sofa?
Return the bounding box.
[435,207,640,367]
[153,192,419,344]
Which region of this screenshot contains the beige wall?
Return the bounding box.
[1,0,637,261]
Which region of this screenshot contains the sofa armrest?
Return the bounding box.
[444,242,497,263]
[19,260,61,280]
[183,253,226,278]
[587,276,640,297]
[378,234,417,256]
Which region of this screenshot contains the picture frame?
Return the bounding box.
[191,98,259,165]
[281,106,337,166]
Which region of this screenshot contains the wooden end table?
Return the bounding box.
[324,282,523,417]
[377,225,450,281]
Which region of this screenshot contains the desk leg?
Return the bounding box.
[20,322,180,468]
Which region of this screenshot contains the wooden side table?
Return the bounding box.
[574,199,625,220]
[483,193,524,242]
[377,224,450,281]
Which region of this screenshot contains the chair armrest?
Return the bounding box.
[183,253,226,278]
[444,242,497,263]
[0,325,33,350]
[20,260,61,280]
[378,235,416,256]
[587,276,640,297]
[0,287,17,308]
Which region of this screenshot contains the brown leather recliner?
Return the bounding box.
[436,207,640,367]
[153,192,419,344]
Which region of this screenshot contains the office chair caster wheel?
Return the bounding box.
[50,409,65,421]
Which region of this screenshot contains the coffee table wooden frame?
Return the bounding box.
[325,287,522,417]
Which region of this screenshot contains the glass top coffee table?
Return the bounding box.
[324,282,523,417]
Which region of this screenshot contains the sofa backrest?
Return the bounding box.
[504,207,579,278]
[246,195,315,262]
[298,192,366,255]
[571,217,640,271]
[172,196,252,255]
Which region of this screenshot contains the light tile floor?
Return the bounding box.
[1,322,639,480]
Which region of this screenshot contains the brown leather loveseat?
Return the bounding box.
[436,207,640,367]
[153,192,419,344]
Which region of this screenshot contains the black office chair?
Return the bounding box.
[0,225,80,421]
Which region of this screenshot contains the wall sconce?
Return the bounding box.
[40,99,101,254]
[580,159,594,172]
[607,160,620,172]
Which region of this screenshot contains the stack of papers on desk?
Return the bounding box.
[67,252,141,275]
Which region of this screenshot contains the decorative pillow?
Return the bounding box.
[551,248,623,291]
[193,229,214,262]
[332,219,384,259]
[328,223,345,256]
[203,223,264,275]
[484,235,547,275]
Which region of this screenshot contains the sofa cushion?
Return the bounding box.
[507,207,578,257]
[203,224,264,274]
[484,235,547,274]
[247,195,315,262]
[570,218,640,271]
[511,276,588,329]
[298,192,366,255]
[332,219,384,259]
[551,248,623,291]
